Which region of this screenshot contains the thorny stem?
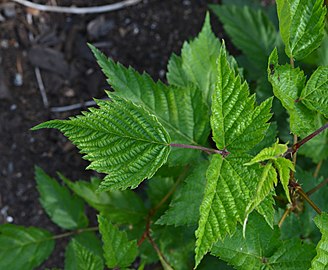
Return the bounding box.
[307,178,328,196]
[170,143,229,157]
[52,226,98,240]
[283,122,328,158]
[290,180,321,214]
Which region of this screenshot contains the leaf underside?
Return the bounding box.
[33,94,171,190]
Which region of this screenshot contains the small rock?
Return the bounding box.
[87,16,115,40]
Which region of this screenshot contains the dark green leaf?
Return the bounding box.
[35,167,88,230]
[98,215,138,268]
[0,224,55,270]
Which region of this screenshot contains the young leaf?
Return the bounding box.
[212,213,315,270]
[35,167,88,230]
[156,160,209,226]
[210,5,278,71]
[60,176,147,224]
[268,48,319,136]
[310,213,328,269]
[169,13,221,103]
[211,43,273,152]
[166,53,190,87]
[65,239,104,270]
[89,44,210,165]
[276,0,326,60]
[0,224,55,270]
[300,66,328,118]
[98,215,138,268]
[33,94,171,190]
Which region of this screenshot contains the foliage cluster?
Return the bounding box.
[1,0,328,269]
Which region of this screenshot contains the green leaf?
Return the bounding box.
[300,66,328,118]
[156,160,209,226]
[310,213,328,269]
[244,163,277,224]
[98,215,138,268]
[65,239,104,270]
[0,224,55,270]
[274,157,294,202]
[33,94,171,190]
[268,48,319,136]
[35,167,88,230]
[89,44,209,166]
[195,154,268,267]
[166,53,190,87]
[60,176,147,224]
[173,13,221,103]
[276,0,326,60]
[245,139,288,165]
[212,212,315,270]
[211,43,273,152]
[210,5,278,71]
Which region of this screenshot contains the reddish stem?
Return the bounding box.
[170,143,229,157]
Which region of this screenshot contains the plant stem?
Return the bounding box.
[290,180,321,214]
[313,161,323,178]
[283,122,328,158]
[170,143,229,157]
[278,208,291,228]
[307,178,328,196]
[52,226,98,240]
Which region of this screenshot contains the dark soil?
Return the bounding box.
[0,0,223,268]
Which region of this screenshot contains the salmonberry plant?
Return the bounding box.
[1,0,328,269]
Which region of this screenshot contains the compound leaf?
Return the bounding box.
[33,95,171,190]
[156,160,209,226]
[268,48,319,136]
[60,176,147,224]
[301,66,328,118]
[0,224,55,270]
[211,43,272,152]
[65,239,104,270]
[98,215,138,268]
[212,213,315,270]
[35,167,88,230]
[310,213,328,269]
[276,0,326,60]
[210,4,278,71]
[89,44,209,165]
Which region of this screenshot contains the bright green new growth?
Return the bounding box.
[276,0,326,60]
[98,215,138,268]
[32,94,171,190]
[195,44,273,267]
[310,213,328,269]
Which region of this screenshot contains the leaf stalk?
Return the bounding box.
[170,143,229,157]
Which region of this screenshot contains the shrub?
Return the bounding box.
[1,0,328,269]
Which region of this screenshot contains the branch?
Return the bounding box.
[307,178,328,196]
[170,143,229,157]
[52,226,98,240]
[283,122,328,158]
[12,0,142,14]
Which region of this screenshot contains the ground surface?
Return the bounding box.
[0,0,224,268]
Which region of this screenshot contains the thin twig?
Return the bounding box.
[307,178,328,196]
[290,180,322,214]
[278,208,291,228]
[52,226,98,240]
[50,98,110,112]
[12,0,142,14]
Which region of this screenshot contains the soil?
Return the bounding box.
[0,0,224,268]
